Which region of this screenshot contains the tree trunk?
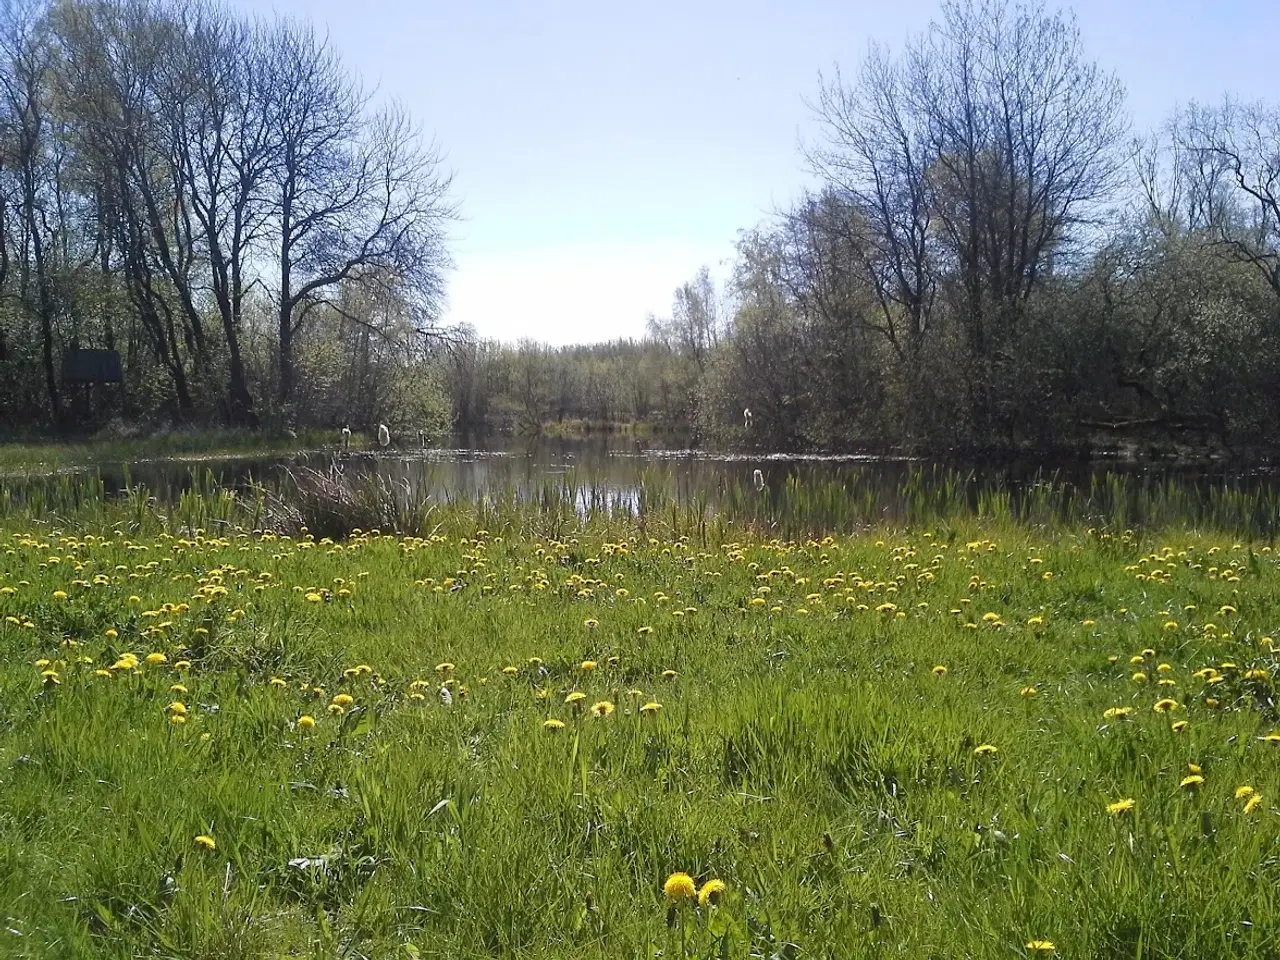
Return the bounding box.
[278,185,294,405]
[26,185,60,429]
[225,323,257,426]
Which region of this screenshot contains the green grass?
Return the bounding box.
[0,427,353,475]
[0,488,1278,957]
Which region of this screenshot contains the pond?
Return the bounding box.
[9,433,1280,532]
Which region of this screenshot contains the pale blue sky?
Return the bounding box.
[235,0,1274,345]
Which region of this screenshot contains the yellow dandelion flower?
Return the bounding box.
[194,835,216,851]
[269,677,286,688]
[637,626,653,635]
[698,879,727,907]
[663,872,696,903]
[662,669,678,680]
[581,660,597,671]
[297,715,316,730]
[169,714,186,726]
[1020,686,1037,698]
[170,683,188,694]
[166,701,187,716]
[565,691,587,705]
[1131,672,1147,684]
[502,666,518,676]
[543,718,566,732]
[1235,785,1255,800]
[1153,698,1178,713]
[590,700,615,718]
[145,652,167,665]
[327,703,345,715]
[435,662,455,675]
[1026,942,1055,953]
[973,743,998,757]
[1171,720,1189,733]
[1180,774,1205,790]
[932,665,948,675]
[1244,794,1263,814]
[1103,706,1134,720]
[331,693,354,707]
[1107,798,1135,816]
[640,701,662,716]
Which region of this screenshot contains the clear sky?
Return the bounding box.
[233,0,1275,346]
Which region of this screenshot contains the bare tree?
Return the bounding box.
[1176,99,1280,298]
[647,265,723,372]
[808,48,936,359]
[809,0,1127,434]
[54,0,211,414]
[164,3,271,424]
[260,21,452,406]
[0,0,61,423]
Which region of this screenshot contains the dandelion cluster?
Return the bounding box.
[1,517,1277,958]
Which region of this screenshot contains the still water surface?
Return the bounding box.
[36,434,1280,510]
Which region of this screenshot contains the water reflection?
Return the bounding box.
[5,433,1276,514]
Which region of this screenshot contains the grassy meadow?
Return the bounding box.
[0,475,1278,957]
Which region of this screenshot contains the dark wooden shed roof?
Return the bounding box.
[61,348,123,383]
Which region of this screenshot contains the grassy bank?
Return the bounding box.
[0,428,354,475]
[0,479,1277,957]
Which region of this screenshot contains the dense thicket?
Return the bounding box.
[451,0,1280,456]
[0,0,452,435]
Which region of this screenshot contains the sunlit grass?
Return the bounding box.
[0,486,1278,957]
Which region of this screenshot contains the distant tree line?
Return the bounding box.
[0,0,452,435]
[445,337,699,434]
[7,0,1280,457]
[445,0,1280,456]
